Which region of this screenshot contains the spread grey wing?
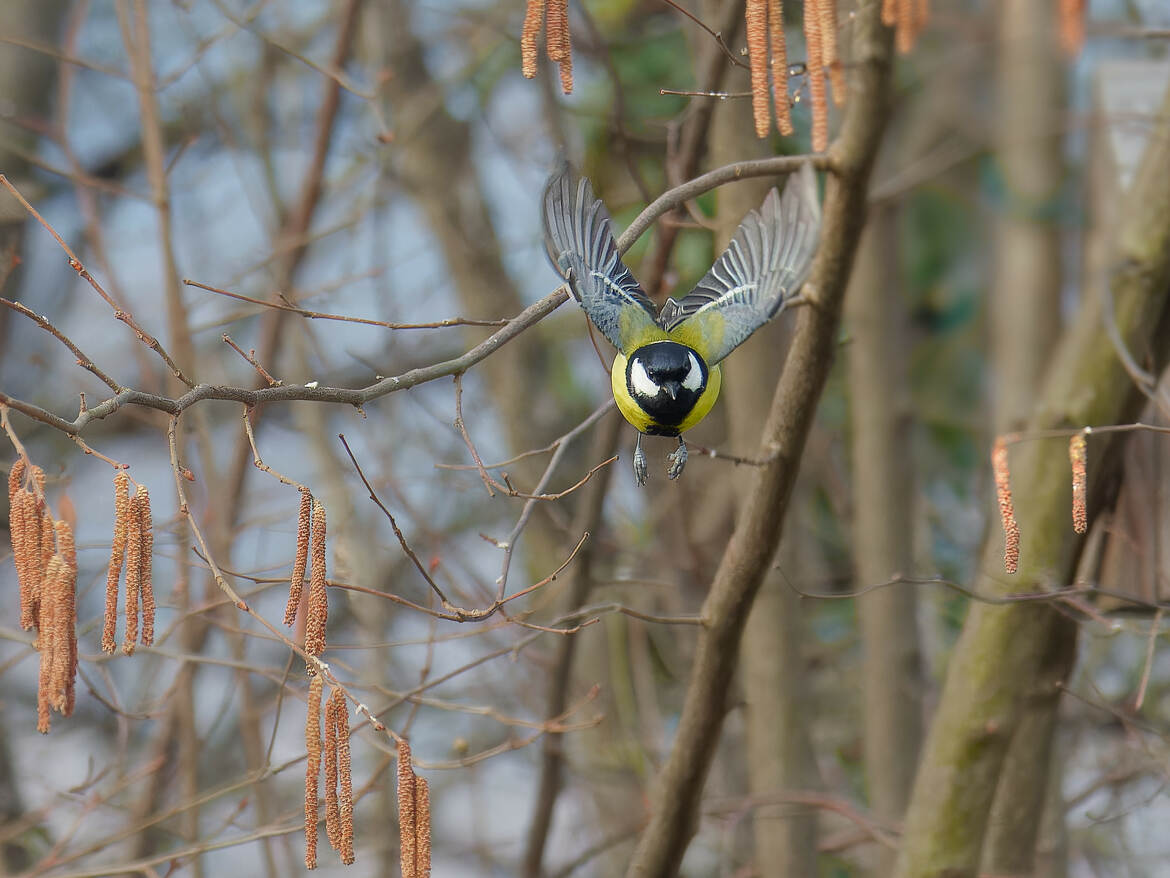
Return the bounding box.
[659,161,821,365]
[542,164,660,353]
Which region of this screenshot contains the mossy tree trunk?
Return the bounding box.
[892,80,1170,878]
[982,1,1071,871]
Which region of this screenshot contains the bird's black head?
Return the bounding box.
[625,341,709,435]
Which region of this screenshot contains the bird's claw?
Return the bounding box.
[667,439,687,481]
[633,435,648,487]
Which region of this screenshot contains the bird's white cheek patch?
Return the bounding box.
[629,359,660,400]
[682,352,704,392]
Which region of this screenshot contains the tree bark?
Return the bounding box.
[892,80,1170,878]
[0,0,68,305]
[712,75,822,878]
[626,5,896,873]
[521,412,623,878]
[982,1,1070,872]
[989,0,1065,433]
[0,3,69,872]
[846,204,922,875]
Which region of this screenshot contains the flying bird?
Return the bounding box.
[541,162,821,485]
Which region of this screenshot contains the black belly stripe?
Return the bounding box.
[631,393,694,431]
[643,421,683,438]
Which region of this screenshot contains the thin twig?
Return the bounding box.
[186,278,509,330]
[436,399,616,472]
[3,152,836,437]
[706,790,899,850]
[222,335,281,387]
[656,0,747,69]
[783,570,1170,617]
[241,407,310,492]
[0,174,196,387]
[337,433,454,608]
[1134,608,1163,710]
[452,374,617,500]
[0,406,32,468]
[618,153,835,249]
[205,0,378,101]
[660,88,751,98]
[333,441,592,625]
[0,297,122,392]
[452,373,497,497]
[0,290,570,434]
[688,443,783,467]
[68,435,130,472]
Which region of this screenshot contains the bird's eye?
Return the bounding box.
[628,358,661,401]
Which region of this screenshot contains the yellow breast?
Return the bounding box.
[610,351,722,435]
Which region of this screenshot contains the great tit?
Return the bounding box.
[541,162,821,486]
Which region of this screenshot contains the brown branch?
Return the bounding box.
[0,175,195,387]
[621,153,835,249]
[241,409,310,492]
[783,571,1170,616]
[0,289,570,434]
[335,435,592,625]
[222,336,281,387]
[68,435,130,472]
[706,789,899,850]
[1,148,834,438]
[1133,608,1163,711]
[435,399,616,472]
[657,0,747,69]
[520,412,622,878]
[625,4,895,873]
[0,297,122,392]
[452,374,617,501]
[185,278,509,330]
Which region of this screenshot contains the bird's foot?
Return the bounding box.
[667,438,688,481]
[633,434,648,487]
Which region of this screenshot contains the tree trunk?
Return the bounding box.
[846,204,922,875]
[982,1,1070,872]
[711,61,821,877]
[0,3,69,872]
[892,79,1170,878]
[625,4,896,872]
[988,0,1065,433]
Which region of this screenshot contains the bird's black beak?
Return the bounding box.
[663,381,680,401]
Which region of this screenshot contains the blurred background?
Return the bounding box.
[2,0,1170,875]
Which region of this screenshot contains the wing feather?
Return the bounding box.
[541,164,660,353]
[659,162,821,364]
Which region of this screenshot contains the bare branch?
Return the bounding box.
[0,174,195,387]
[0,297,121,392]
[186,278,509,330]
[626,5,896,872]
[222,336,282,387]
